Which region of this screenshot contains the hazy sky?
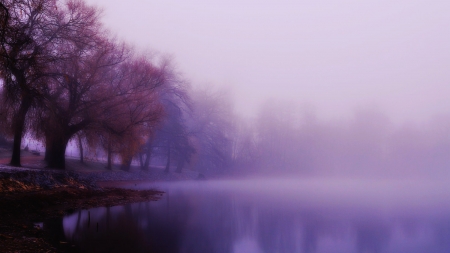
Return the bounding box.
[85,0,450,122]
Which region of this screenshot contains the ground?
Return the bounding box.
[0,187,163,252]
[0,148,199,252]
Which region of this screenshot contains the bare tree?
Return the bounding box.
[140,72,194,173]
[0,2,8,43]
[229,118,258,170]
[187,88,235,173]
[0,0,62,166]
[94,56,166,171]
[0,0,107,167]
[38,36,125,168]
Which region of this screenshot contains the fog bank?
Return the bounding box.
[234,101,450,178]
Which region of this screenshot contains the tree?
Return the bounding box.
[40,49,166,169]
[75,132,85,163]
[3,0,167,170]
[0,0,110,167]
[0,0,63,166]
[137,67,194,173]
[187,88,234,174]
[93,55,166,171]
[37,37,125,168]
[0,3,8,46]
[154,96,194,174]
[229,118,258,170]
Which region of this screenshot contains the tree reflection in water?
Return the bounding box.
[60,180,450,253]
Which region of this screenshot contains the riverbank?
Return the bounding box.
[0,187,162,252]
[0,159,197,252]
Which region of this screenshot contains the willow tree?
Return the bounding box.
[25,0,126,169]
[0,0,110,167]
[0,0,62,166]
[97,56,166,171]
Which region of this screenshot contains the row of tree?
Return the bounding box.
[238,101,450,176]
[0,0,168,169]
[0,0,237,172]
[6,0,446,176]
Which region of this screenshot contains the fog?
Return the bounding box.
[4,0,448,175]
[233,103,450,178]
[60,97,450,178]
[66,0,450,178]
[85,0,450,123]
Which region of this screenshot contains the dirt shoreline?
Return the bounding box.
[0,167,164,252]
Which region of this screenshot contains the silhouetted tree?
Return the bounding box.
[0,0,166,170]
[0,2,8,47]
[38,38,125,168]
[0,0,119,168]
[76,132,86,163]
[0,0,63,166]
[94,56,166,171]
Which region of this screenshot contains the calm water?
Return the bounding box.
[55,178,450,253]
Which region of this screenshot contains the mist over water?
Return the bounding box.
[57,97,450,253]
[59,178,450,253]
[38,97,450,252]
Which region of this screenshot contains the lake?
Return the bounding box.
[57,177,450,252]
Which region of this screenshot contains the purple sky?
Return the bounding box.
[85,0,450,123]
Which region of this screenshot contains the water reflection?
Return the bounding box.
[61,179,450,253]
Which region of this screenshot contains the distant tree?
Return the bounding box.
[187,88,234,173]
[155,97,194,174]
[252,100,305,172]
[255,102,287,170]
[139,70,194,173]
[229,118,258,169]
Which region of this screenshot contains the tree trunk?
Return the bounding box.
[10,97,32,167]
[78,134,84,163]
[142,146,152,171]
[44,136,50,162]
[175,156,184,173]
[44,134,58,163]
[46,136,69,169]
[139,153,144,169]
[106,143,112,170]
[164,144,171,173]
[121,157,132,171]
